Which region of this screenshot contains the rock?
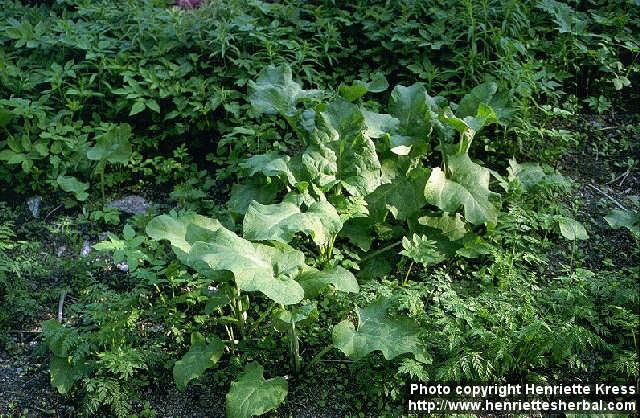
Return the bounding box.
[27,196,42,218]
[107,195,151,215]
[80,240,92,257]
[56,246,66,257]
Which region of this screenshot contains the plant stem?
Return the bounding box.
[305,345,333,373]
[234,285,246,338]
[247,305,275,336]
[289,321,301,374]
[100,169,105,204]
[361,240,403,262]
[402,261,414,286]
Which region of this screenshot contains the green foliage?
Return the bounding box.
[225,362,288,418]
[400,234,445,267]
[332,297,429,363]
[57,175,89,201]
[557,216,589,241]
[605,209,640,237]
[86,125,133,165]
[248,65,320,117]
[93,224,148,271]
[242,200,342,249]
[173,332,224,391]
[0,0,637,415]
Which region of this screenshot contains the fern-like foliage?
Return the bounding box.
[0,222,15,252]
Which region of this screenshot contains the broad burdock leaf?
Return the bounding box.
[50,356,83,394]
[248,65,320,117]
[146,213,223,257]
[274,302,318,332]
[362,110,399,139]
[296,266,359,298]
[86,124,132,164]
[456,234,493,258]
[455,81,514,125]
[456,82,498,118]
[239,152,298,186]
[424,152,499,226]
[338,74,389,102]
[418,212,467,241]
[243,200,342,248]
[366,168,428,222]
[189,228,305,305]
[400,234,445,266]
[440,104,497,153]
[605,209,639,236]
[303,99,381,196]
[389,83,431,140]
[366,73,390,93]
[507,159,546,191]
[228,182,279,215]
[557,217,589,241]
[243,201,300,243]
[173,333,224,391]
[332,298,429,363]
[226,362,288,418]
[339,217,373,251]
[338,82,368,102]
[56,175,89,201]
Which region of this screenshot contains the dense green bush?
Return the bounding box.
[0,0,638,416]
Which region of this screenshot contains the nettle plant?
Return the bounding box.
[144,65,521,416]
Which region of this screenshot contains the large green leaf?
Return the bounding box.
[439,104,497,153]
[243,201,300,242]
[424,151,499,226]
[50,356,84,394]
[605,209,639,236]
[297,266,359,298]
[389,83,430,140]
[303,99,381,196]
[418,212,467,241]
[507,159,546,191]
[243,200,342,247]
[366,169,428,222]
[173,333,225,391]
[189,228,305,305]
[239,152,298,186]
[557,216,588,241]
[456,82,513,125]
[248,65,320,117]
[226,362,288,418]
[362,110,399,139]
[146,213,223,257]
[86,124,132,164]
[339,217,373,251]
[274,302,318,332]
[338,73,389,102]
[228,182,279,215]
[332,298,429,363]
[56,175,89,201]
[456,82,497,118]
